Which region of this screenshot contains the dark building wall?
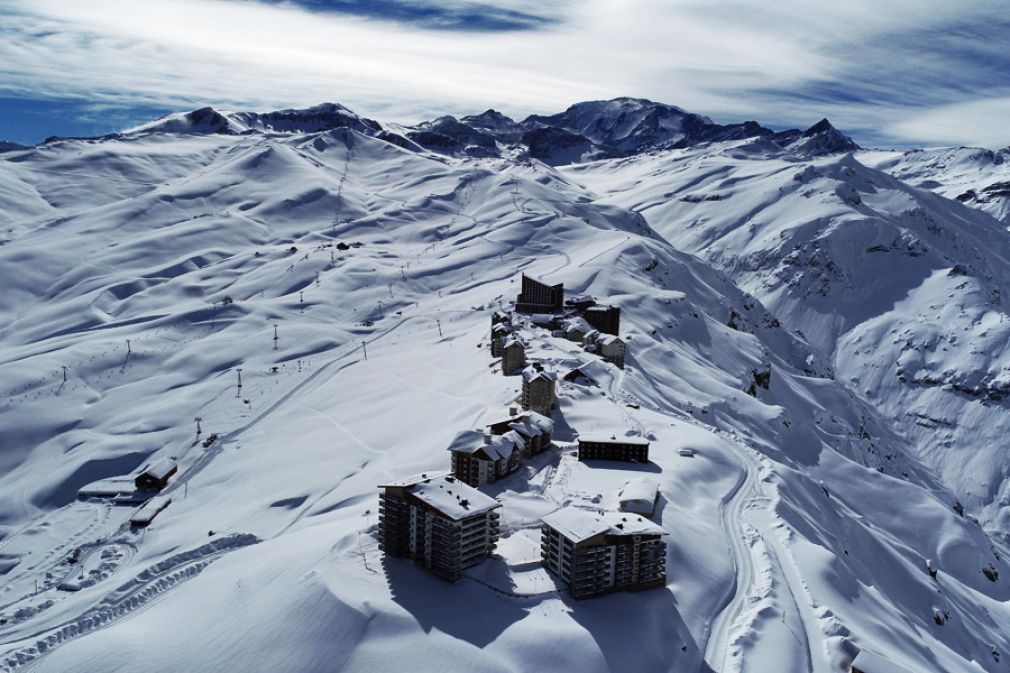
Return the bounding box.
[516,275,563,313]
[577,440,649,462]
[585,306,620,335]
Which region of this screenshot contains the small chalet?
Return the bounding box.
[563,359,611,387]
[597,334,626,369]
[578,435,650,462]
[515,274,564,314]
[541,507,666,598]
[378,474,501,581]
[487,410,554,457]
[562,316,592,342]
[134,458,178,492]
[618,477,660,517]
[521,364,557,416]
[502,337,527,375]
[447,429,525,486]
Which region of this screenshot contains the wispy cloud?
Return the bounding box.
[0,0,1008,147]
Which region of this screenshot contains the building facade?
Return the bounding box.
[135,458,178,491]
[447,430,524,486]
[577,436,650,462]
[487,410,554,457]
[541,507,666,599]
[597,334,626,369]
[378,474,501,581]
[502,338,527,375]
[521,365,557,416]
[515,274,564,314]
[585,305,621,335]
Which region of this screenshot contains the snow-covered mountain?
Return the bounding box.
[863,146,1010,225]
[401,97,860,165]
[0,100,1008,673]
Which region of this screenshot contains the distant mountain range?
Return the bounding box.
[23,97,861,166]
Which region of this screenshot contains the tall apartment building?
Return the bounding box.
[521,364,557,416]
[515,274,563,314]
[378,474,502,581]
[541,507,667,599]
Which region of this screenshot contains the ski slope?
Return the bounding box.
[1,104,1009,673]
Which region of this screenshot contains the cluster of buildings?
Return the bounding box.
[377,273,666,599]
[492,275,627,369]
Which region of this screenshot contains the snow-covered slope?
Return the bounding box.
[863,147,1010,225]
[0,104,1007,673]
[566,138,1010,534]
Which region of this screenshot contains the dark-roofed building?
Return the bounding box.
[378,474,501,581]
[487,410,554,457]
[585,304,620,335]
[134,458,178,492]
[447,430,525,486]
[578,436,649,462]
[541,507,667,598]
[521,364,557,415]
[515,274,563,314]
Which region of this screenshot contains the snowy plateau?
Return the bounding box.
[1,97,1010,672]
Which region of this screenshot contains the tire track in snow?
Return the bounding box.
[1,534,259,672]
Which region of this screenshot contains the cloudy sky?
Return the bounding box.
[1,0,1009,148]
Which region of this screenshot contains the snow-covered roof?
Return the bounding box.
[141,458,178,481]
[492,323,511,334]
[446,429,523,461]
[587,304,617,313]
[597,334,623,346]
[542,507,665,542]
[598,511,665,536]
[524,410,554,434]
[529,314,557,325]
[564,359,609,383]
[563,316,591,332]
[569,293,595,304]
[503,336,525,349]
[522,366,556,382]
[578,435,649,446]
[618,477,659,503]
[408,476,501,520]
[445,430,487,455]
[542,508,612,543]
[850,650,916,673]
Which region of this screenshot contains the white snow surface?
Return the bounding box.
[0,108,1009,673]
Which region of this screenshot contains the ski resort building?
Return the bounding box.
[521,364,557,415]
[540,507,667,599]
[585,304,621,336]
[515,274,564,314]
[446,430,525,486]
[502,337,527,375]
[562,316,592,342]
[134,458,178,491]
[487,410,554,457]
[597,334,626,369]
[490,323,511,357]
[378,474,502,581]
[578,436,650,462]
[618,477,660,517]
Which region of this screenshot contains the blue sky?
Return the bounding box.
[1,0,1009,148]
